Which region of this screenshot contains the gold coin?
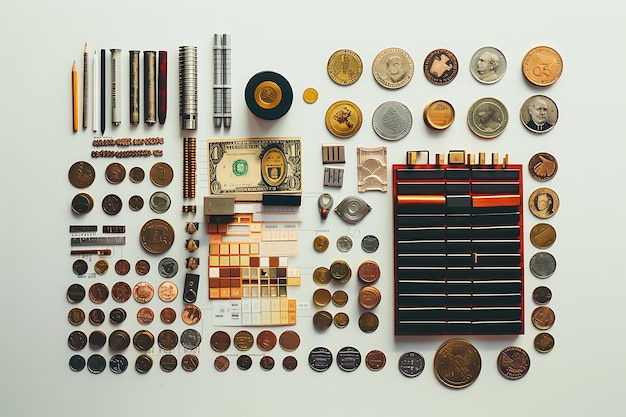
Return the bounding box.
[149,162,174,187]
[423,48,459,85]
[531,306,556,330]
[528,152,558,181]
[329,260,351,283]
[313,288,332,307]
[333,312,349,328]
[68,308,85,326]
[534,332,555,353]
[325,100,362,138]
[423,100,455,130]
[327,49,363,85]
[331,290,348,307]
[93,259,109,275]
[312,310,333,330]
[254,80,282,110]
[434,339,481,389]
[466,97,508,139]
[313,235,329,252]
[528,187,559,219]
[157,281,178,302]
[522,46,563,86]
[530,223,557,249]
[140,218,175,254]
[302,87,318,104]
[233,330,254,351]
[313,266,332,285]
[372,47,414,89]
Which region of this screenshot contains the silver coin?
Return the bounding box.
[158,257,179,278]
[529,252,556,278]
[308,347,333,372]
[467,97,508,139]
[361,235,379,253]
[398,351,425,378]
[372,101,412,141]
[180,329,202,350]
[336,347,361,372]
[335,195,371,224]
[149,191,171,213]
[520,95,558,134]
[336,235,353,252]
[469,46,507,84]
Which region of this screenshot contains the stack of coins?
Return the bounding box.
[178,46,197,130]
[183,137,196,198]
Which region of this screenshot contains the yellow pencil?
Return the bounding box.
[72,61,79,132]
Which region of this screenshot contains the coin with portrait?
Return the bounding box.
[528,187,559,219]
[470,46,506,84]
[372,47,414,89]
[467,97,508,139]
[520,95,558,133]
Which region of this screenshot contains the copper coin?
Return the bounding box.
[365,349,386,371]
[135,354,153,373]
[528,187,559,219]
[158,329,179,350]
[260,355,275,371]
[521,95,558,134]
[140,219,175,254]
[282,355,298,371]
[114,259,131,275]
[529,152,558,181]
[135,259,150,275]
[423,48,458,85]
[357,260,381,284]
[105,162,126,184]
[111,281,131,302]
[497,346,530,380]
[358,286,382,309]
[160,354,178,372]
[88,308,105,325]
[313,288,331,307]
[210,331,231,352]
[150,162,174,186]
[109,307,127,324]
[313,310,333,330]
[313,266,332,286]
[128,195,144,211]
[68,330,88,350]
[88,283,109,303]
[181,304,202,325]
[278,330,300,351]
[237,355,253,370]
[88,330,107,348]
[532,306,556,330]
[358,312,379,333]
[333,312,349,328]
[372,47,414,89]
[67,283,86,303]
[93,259,109,275]
[434,339,482,389]
[129,166,145,183]
[331,290,348,307]
[533,286,552,305]
[181,354,199,372]
[522,45,563,86]
[133,330,155,350]
[72,259,88,275]
[102,194,123,215]
[530,223,557,249]
[257,330,277,351]
[233,330,254,351]
[71,192,94,214]
[108,329,131,351]
[534,332,555,353]
[158,281,178,302]
[136,307,154,325]
[68,161,96,188]
[327,49,363,85]
[214,355,230,372]
[67,308,85,326]
[181,329,202,350]
[313,235,329,252]
[325,100,363,138]
[133,281,154,303]
[160,307,176,324]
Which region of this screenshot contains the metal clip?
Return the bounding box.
[318,193,333,220]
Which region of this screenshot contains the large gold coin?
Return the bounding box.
[313,266,332,285]
[327,49,363,86]
[140,218,175,254]
[528,187,559,219]
[325,100,362,138]
[372,47,414,89]
[522,46,563,86]
[313,235,329,252]
[434,339,482,389]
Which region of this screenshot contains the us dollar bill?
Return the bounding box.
[208,137,302,195]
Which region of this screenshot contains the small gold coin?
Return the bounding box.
[522,46,563,86]
[313,235,329,252]
[530,223,557,249]
[312,310,333,330]
[333,312,349,328]
[423,100,455,130]
[327,49,363,85]
[313,288,332,307]
[528,187,559,219]
[372,47,414,89]
[434,339,481,389]
[302,87,318,104]
[233,330,254,351]
[534,332,555,353]
[531,306,556,330]
[331,290,348,307]
[325,100,362,138]
[313,266,332,285]
[93,259,109,275]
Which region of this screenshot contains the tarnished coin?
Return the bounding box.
[114,259,131,276]
[521,95,558,133]
[256,330,277,351]
[87,354,107,374]
[149,191,171,213]
[181,304,202,325]
[398,351,425,378]
[530,223,557,249]
[469,46,507,84]
[325,100,363,138]
[337,346,361,372]
[109,307,127,324]
[136,307,154,325]
[149,161,174,186]
[313,310,333,330]
[529,251,557,278]
[361,235,379,253]
[88,308,105,325]
[135,354,153,373]
[128,195,144,211]
[260,355,275,371]
[135,259,150,275]
[313,235,329,252]
[88,330,107,348]
[302,87,318,104]
[105,162,126,184]
[497,346,530,380]
[158,329,179,350]
[71,192,94,214]
[529,152,558,181]
[109,329,131,351]
[333,311,349,328]
[358,286,382,309]
[210,330,231,352]
[372,47,414,89]
[331,290,348,307]
[532,306,556,330]
[533,286,553,305]
[534,332,555,353]
[67,283,86,303]
[88,283,109,303]
[102,194,122,215]
[309,347,333,372]
[69,354,86,372]
[336,235,353,252]
[158,257,178,278]
[133,281,154,303]
[94,259,109,275]
[434,340,482,389]
[72,259,88,276]
[366,350,386,371]
[330,260,351,283]
[467,97,508,139]
[358,260,381,284]
[358,312,379,333]
[129,166,145,183]
[158,281,178,302]
[140,218,175,254]
[160,354,178,372]
[423,100,455,130]
[423,48,458,85]
[282,356,298,371]
[68,161,96,188]
[528,187,559,219]
[67,308,85,326]
[214,355,230,372]
[237,355,253,371]
[233,330,254,351]
[159,307,176,324]
[327,49,363,85]
[313,288,332,307]
[278,330,300,351]
[372,101,412,141]
[181,354,199,372]
[68,330,88,350]
[313,266,332,286]
[522,46,563,86]
[111,281,131,302]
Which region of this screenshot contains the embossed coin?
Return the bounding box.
[521,95,558,133]
[68,161,96,188]
[336,235,353,252]
[234,330,254,351]
[372,101,413,141]
[129,166,145,183]
[158,329,179,350]
[87,354,107,374]
[214,355,230,372]
[133,281,154,303]
[88,308,105,325]
[313,310,333,330]
[434,339,482,389]
[534,332,555,353]
[529,252,557,279]
[149,191,171,213]
[111,281,131,302]
[181,354,199,372]
[467,97,508,139]
[181,329,202,350]
[135,260,151,276]
[313,235,329,252]
[278,330,300,351]
[257,330,277,351]
[109,329,131,351]
[423,48,458,85]
[313,288,332,307]
[358,286,382,309]
[358,260,381,284]
[114,259,131,276]
[530,223,557,249]
[533,286,553,305]
[67,283,86,303]
[522,46,563,86]
[331,290,348,307]
[102,194,123,215]
[313,266,332,286]
[93,259,109,275]
[528,187,559,219]
[330,260,351,283]
[69,355,86,372]
[531,306,556,330]
[333,311,349,328]
[283,356,298,371]
[337,346,361,372]
[149,161,174,186]
[140,219,175,254]
[68,308,85,326]
[309,347,333,372]
[135,354,153,373]
[237,355,253,370]
[181,304,202,325]
[128,195,144,211]
[423,100,455,130]
[470,46,507,84]
[327,49,363,85]
[260,355,275,371]
[158,281,178,302]
[72,259,88,275]
[160,354,178,372]
[366,350,386,371]
[160,307,176,324]
[361,235,379,253]
[68,330,88,350]
[210,330,231,352]
[398,351,425,378]
[71,192,94,214]
[133,330,155,351]
[358,312,379,333]
[302,87,318,104]
[88,283,109,303]
[109,307,127,324]
[497,347,530,380]
[529,152,558,181]
[136,307,154,325]
[158,257,178,278]
[372,47,414,89]
[325,100,362,138]
[109,355,128,374]
[105,162,126,184]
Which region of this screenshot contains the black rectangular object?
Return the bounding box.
[397,281,447,293]
[396,228,446,240]
[470,226,520,239]
[470,213,520,226]
[471,321,523,334]
[470,240,521,253]
[397,295,446,307]
[396,169,445,180]
[397,241,447,254]
[262,193,302,206]
[396,205,446,214]
[397,308,447,321]
[471,294,522,306]
[395,214,446,227]
[446,195,472,208]
[471,169,520,180]
[397,183,446,194]
[396,268,447,279]
[472,183,520,194]
[472,281,523,293]
[475,254,521,267]
[397,322,446,334]
[472,308,522,321]
[445,169,470,180]
[472,268,522,279]
[446,183,471,194]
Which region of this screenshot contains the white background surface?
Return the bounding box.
[1,1,625,416]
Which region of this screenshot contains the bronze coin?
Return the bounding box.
[88,283,109,303]
[257,330,277,351]
[333,312,349,328]
[278,330,300,351]
[88,308,105,325]
[160,354,178,372]
[313,235,329,252]
[530,223,557,249]
[313,310,333,330]
[114,259,131,275]
[67,308,85,326]
[365,349,386,371]
[358,260,381,284]
[67,283,86,303]
[160,307,176,324]
[522,45,563,87]
[133,330,155,351]
[313,266,332,285]
[358,286,381,309]
[88,330,107,348]
[528,187,560,219]
[237,355,253,370]
[181,354,199,372]
[158,281,178,302]
[136,307,154,325]
[531,306,556,330]
[68,161,96,188]
[532,286,553,305]
[158,329,179,350]
[129,166,145,183]
[214,355,230,372]
[423,48,459,85]
[497,346,530,380]
[330,259,351,283]
[534,332,555,353]
[528,152,558,181]
[111,281,131,302]
[150,161,174,186]
[260,355,275,371]
[282,355,298,371]
[331,290,348,307]
[358,312,379,333]
[133,281,154,303]
[234,330,254,351]
[93,259,109,275]
[72,259,88,275]
[102,194,123,215]
[68,330,88,350]
[109,307,127,324]
[109,329,131,351]
[313,288,331,307]
[135,259,150,275]
[105,162,126,184]
[128,195,144,211]
[181,304,202,325]
[434,339,482,389]
[135,354,153,373]
[140,218,175,254]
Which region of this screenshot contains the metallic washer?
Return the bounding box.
[336,235,353,252]
[372,101,412,141]
[335,195,371,224]
[149,191,171,213]
[529,252,557,278]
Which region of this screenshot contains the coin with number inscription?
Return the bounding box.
[398,351,425,378]
[522,46,563,86]
[327,49,363,85]
[372,47,414,89]
[469,46,507,84]
[372,101,412,141]
[88,283,109,303]
[423,48,458,85]
[434,339,481,389]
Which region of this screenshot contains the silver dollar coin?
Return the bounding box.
[336,235,353,252]
[372,101,413,141]
[469,46,507,84]
[529,252,556,278]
